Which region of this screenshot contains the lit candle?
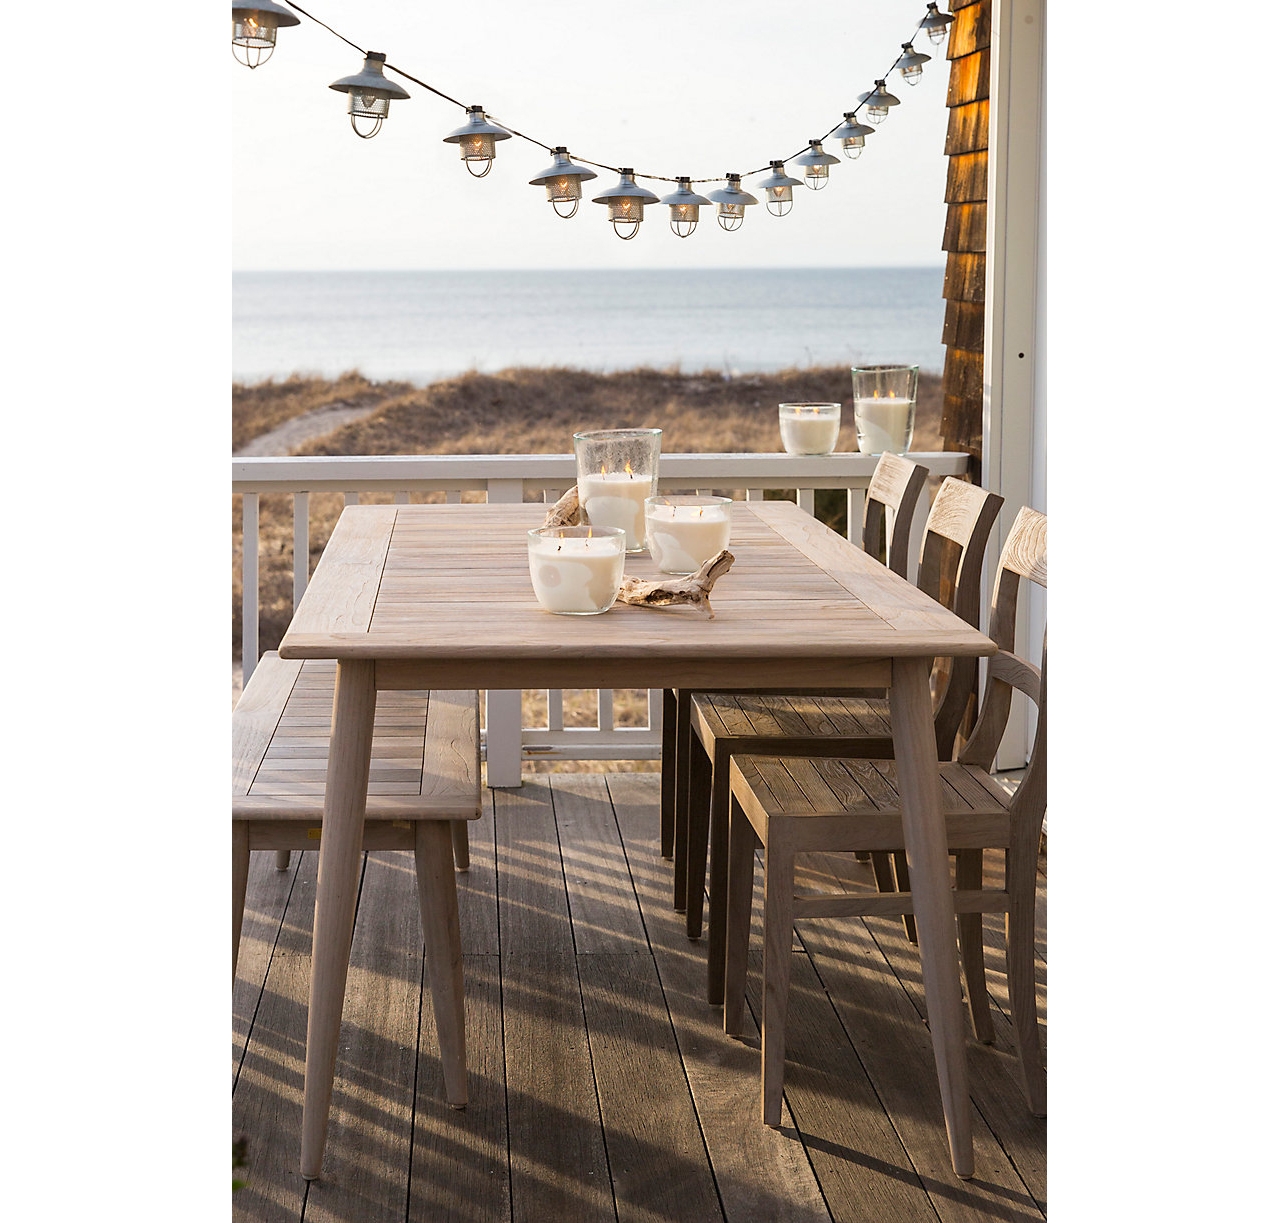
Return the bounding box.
[527,527,626,615]
[853,394,914,454]
[645,496,732,574]
[579,465,651,551]
[778,402,841,456]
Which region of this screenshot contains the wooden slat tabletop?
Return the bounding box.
[278,502,995,690]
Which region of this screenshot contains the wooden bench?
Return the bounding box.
[232,652,481,1108]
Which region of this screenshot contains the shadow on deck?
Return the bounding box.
[232,771,1046,1222]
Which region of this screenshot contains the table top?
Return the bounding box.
[278,501,994,690]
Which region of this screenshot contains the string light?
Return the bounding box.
[660,178,711,238]
[833,112,875,159]
[918,3,954,45]
[792,140,840,191]
[756,161,803,217]
[329,52,410,138]
[237,3,955,235]
[593,170,660,240]
[894,42,931,86]
[857,79,901,124]
[706,175,758,232]
[231,1,300,69]
[443,106,512,177]
[528,148,598,219]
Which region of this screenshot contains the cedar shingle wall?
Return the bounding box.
[940,0,990,471]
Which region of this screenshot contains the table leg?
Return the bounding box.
[889,656,974,1180]
[300,658,377,1181]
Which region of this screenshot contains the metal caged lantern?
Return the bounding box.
[231,1,300,69]
[592,169,660,240]
[329,53,411,138]
[705,174,758,232]
[528,147,599,219]
[756,161,803,217]
[659,178,711,238]
[894,41,931,85]
[443,106,512,177]
[918,3,955,46]
[792,140,839,191]
[833,112,875,159]
[857,79,901,124]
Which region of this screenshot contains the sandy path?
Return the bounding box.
[234,400,385,457]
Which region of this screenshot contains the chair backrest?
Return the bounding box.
[861,453,929,578]
[958,505,1047,833]
[916,477,1005,757]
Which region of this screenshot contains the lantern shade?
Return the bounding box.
[329,53,411,102]
[231,1,299,68]
[443,106,511,176]
[792,140,839,190]
[706,174,758,232]
[529,148,599,218]
[857,80,901,123]
[660,178,711,238]
[919,3,955,44]
[592,170,660,239]
[894,41,931,84]
[756,162,802,216]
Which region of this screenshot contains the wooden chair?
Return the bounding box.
[233,653,481,1109]
[722,505,1047,1124]
[685,476,1004,1004]
[660,452,931,910]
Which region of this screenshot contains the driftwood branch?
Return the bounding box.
[616,550,735,619]
[542,486,582,528]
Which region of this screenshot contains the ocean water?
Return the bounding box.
[232,267,946,385]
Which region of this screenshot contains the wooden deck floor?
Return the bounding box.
[233,771,1046,1222]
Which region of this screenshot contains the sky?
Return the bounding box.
[232,0,955,270]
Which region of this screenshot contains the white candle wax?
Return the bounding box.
[853,396,914,454]
[779,407,840,455]
[579,473,651,550]
[646,504,732,574]
[528,536,625,614]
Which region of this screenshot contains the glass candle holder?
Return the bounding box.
[527,526,627,615]
[644,495,732,575]
[573,428,662,552]
[778,403,841,456]
[851,364,918,455]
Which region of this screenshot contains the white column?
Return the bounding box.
[983,0,1047,770]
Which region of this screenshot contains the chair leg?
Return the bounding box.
[275,850,291,871]
[232,823,250,984]
[414,821,468,1109]
[722,794,757,1038]
[450,819,470,872]
[759,830,797,1128]
[954,849,994,1044]
[660,689,677,859]
[672,690,693,909]
[705,743,733,1005]
[1006,841,1046,1116]
[891,851,919,945]
[684,730,713,939]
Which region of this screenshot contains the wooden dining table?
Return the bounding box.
[277,498,996,1181]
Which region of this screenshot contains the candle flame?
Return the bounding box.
[624,461,634,477]
[600,464,607,476]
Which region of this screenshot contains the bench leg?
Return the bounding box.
[275,850,292,871]
[450,820,470,872]
[415,821,468,1109]
[232,823,249,983]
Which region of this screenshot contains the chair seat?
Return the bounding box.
[692,691,895,753]
[730,753,1014,855]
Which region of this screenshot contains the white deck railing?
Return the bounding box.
[233,451,970,783]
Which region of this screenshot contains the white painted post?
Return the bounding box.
[484,477,527,786]
[293,491,309,610]
[241,493,259,686]
[983,0,1047,770]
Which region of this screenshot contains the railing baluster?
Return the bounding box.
[797,487,816,517]
[293,492,309,609]
[242,493,259,687]
[597,690,615,733]
[344,492,358,507]
[847,488,866,544]
[548,689,564,732]
[648,687,663,732]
